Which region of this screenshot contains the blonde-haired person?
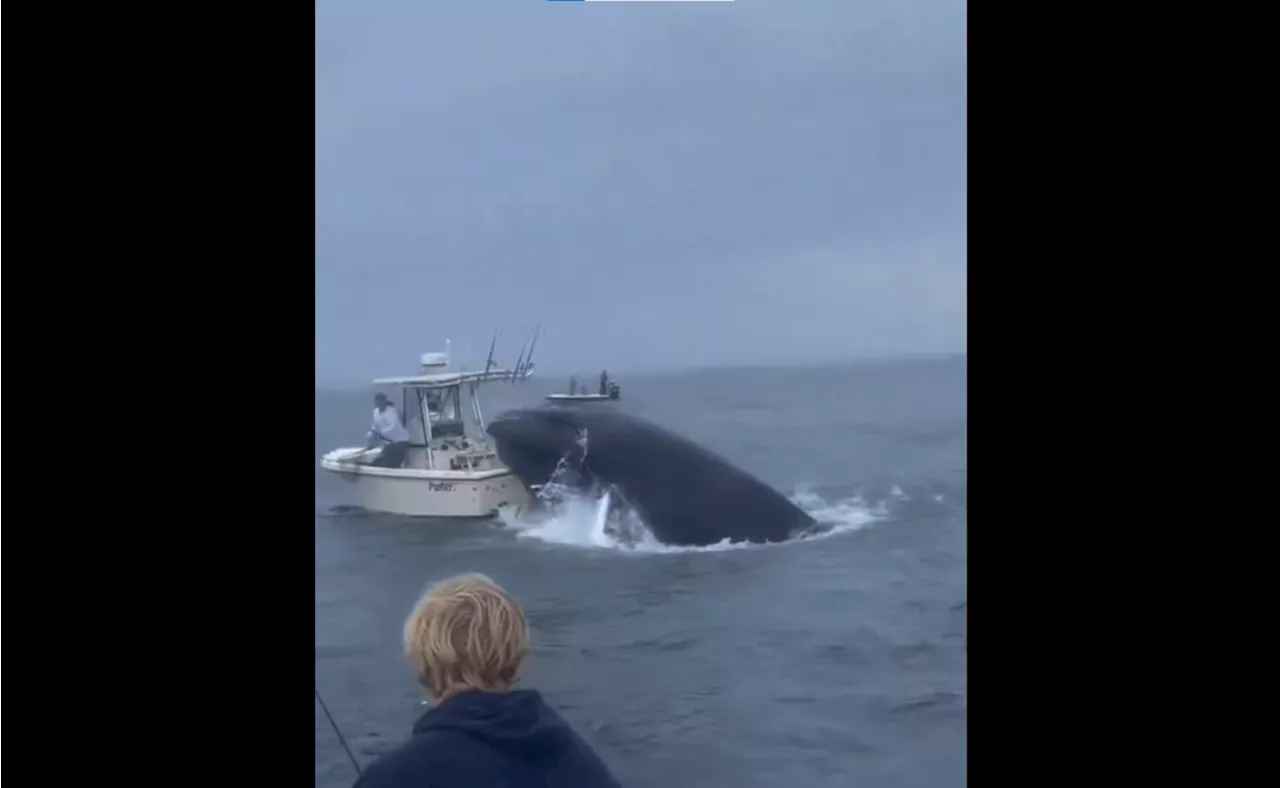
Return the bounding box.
[353,573,621,788]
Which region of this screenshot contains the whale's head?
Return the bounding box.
[485,407,593,495]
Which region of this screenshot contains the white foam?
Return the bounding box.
[496,483,891,554]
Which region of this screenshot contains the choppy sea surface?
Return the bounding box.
[315,355,966,788]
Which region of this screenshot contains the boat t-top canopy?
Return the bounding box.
[372,367,524,449]
[372,368,524,390]
[361,335,539,464]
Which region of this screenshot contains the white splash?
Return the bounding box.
[494,428,898,553]
[497,483,892,554]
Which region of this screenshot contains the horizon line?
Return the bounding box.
[314,350,966,390]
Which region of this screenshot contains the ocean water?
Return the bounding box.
[315,356,967,788]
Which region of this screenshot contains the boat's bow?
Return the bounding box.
[320,446,381,471]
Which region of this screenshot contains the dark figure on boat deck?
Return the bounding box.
[352,573,621,788]
[368,392,411,468]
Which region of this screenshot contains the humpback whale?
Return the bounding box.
[485,406,818,547]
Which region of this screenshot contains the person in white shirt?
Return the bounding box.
[368,392,412,468]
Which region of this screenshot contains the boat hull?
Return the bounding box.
[545,393,614,402]
[320,454,530,518]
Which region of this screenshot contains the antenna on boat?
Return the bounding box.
[315,686,363,779]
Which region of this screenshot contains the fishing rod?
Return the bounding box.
[315,686,363,779]
[511,335,530,383]
[482,329,501,377]
[518,324,542,381]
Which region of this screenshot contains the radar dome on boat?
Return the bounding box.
[420,340,451,370]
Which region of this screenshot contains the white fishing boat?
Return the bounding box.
[320,335,538,518]
[545,393,614,402]
[546,371,621,403]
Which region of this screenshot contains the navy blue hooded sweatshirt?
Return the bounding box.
[352,689,621,788]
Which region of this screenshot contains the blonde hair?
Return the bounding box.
[403,573,530,699]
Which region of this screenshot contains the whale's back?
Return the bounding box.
[564,408,816,546]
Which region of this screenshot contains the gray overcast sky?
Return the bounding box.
[315,0,966,383]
